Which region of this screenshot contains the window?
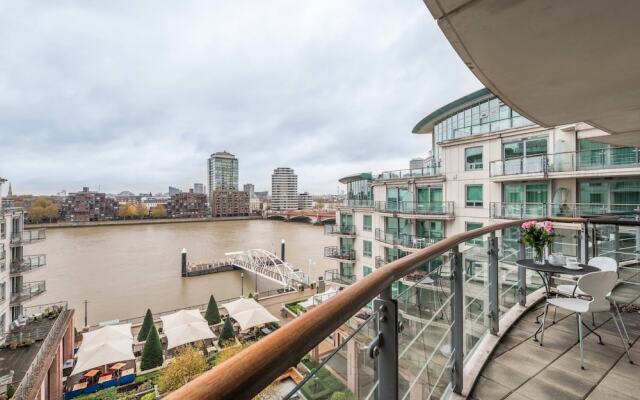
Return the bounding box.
[465,147,483,170]
[363,215,372,231]
[363,240,372,258]
[363,265,373,277]
[466,222,484,245]
[340,263,354,278]
[0,282,4,300]
[466,185,483,207]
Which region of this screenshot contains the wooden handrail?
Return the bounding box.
[165,216,598,399]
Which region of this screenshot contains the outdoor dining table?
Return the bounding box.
[516,259,600,342]
[72,382,87,391]
[84,369,100,378]
[109,362,126,371]
[98,374,113,384]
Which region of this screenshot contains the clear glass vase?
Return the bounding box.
[533,246,546,265]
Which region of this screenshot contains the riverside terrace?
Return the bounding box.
[165,217,640,399]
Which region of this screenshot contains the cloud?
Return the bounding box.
[0,0,481,195]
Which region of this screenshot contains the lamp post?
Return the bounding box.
[241,272,245,297]
[307,259,315,285]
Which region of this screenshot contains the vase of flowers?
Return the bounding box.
[521,221,554,265]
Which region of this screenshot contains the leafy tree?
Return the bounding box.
[117,204,134,219]
[204,295,221,325]
[150,204,167,219]
[141,325,163,370]
[157,346,208,393]
[138,309,154,342]
[28,196,59,223]
[218,317,236,347]
[135,203,148,218]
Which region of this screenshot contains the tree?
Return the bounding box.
[157,346,208,393]
[138,309,154,342]
[135,203,148,219]
[140,325,163,370]
[27,196,59,223]
[218,317,236,347]
[204,295,221,325]
[117,204,134,219]
[150,204,167,219]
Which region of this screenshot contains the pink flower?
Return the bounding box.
[521,221,536,229]
[543,221,553,232]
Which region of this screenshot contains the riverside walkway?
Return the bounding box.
[470,283,640,400]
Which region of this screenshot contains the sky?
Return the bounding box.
[0,1,482,195]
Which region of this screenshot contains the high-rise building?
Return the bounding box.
[271,168,298,210]
[193,183,205,194]
[207,151,239,194]
[243,183,255,198]
[298,192,313,210]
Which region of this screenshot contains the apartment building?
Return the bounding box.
[167,191,208,218]
[326,87,640,288]
[207,151,239,194]
[271,167,298,210]
[297,192,313,210]
[210,190,250,217]
[59,187,118,222]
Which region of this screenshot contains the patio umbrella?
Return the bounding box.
[72,339,135,376]
[160,309,203,328]
[223,298,262,315]
[163,321,216,350]
[81,324,133,349]
[230,308,279,331]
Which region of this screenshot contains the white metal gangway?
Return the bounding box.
[225,249,308,290]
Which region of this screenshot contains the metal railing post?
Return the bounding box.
[374,285,398,400]
[518,230,527,306]
[613,224,620,263]
[450,245,464,394]
[580,222,590,264]
[488,232,499,335]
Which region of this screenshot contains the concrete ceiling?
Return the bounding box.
[423,0,640,144]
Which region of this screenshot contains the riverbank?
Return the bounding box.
[26,215,263,229]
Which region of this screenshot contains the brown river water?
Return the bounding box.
[26,220,334,326]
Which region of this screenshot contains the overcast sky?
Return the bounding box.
[0,1,481,195]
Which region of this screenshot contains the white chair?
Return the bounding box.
[540,271,633,369]
[555,257,631,344]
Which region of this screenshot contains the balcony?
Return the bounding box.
[10,254,47,275]
[374,256,387,269]
[375,228,442,249]
[323,224,356,237]
[167,216,639,400]
[489,155,548,177]
[374,201,454,219]
[10,228,46,246]
[323,246,356,261]
[376,165,442,180]
[10,281,46,304]
[491,202,640,219]
[341,199,374,208]
[490,148,640,179]
[323,269,356,286]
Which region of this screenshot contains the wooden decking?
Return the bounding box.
[470,283,640,400]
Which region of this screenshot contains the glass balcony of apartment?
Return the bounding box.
[169,216,639,400]
[324,224,356,236]
[323,246,356,261]
[10,254,47,275]
[376,164,442,180]
[375,228,443,249]
[10,228,46,246]
[489,154,548,177]
[341,199,375,208]
[10,280,46,304]
[491,202,640,219]
[323,269,356,286]
[374,201,454,218]
[490,147,640,177]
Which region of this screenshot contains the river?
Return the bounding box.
[26,220,334,326]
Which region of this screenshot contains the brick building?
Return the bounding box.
[167,191,208,218]
[59,187,118,222]
[210,190,250,217]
